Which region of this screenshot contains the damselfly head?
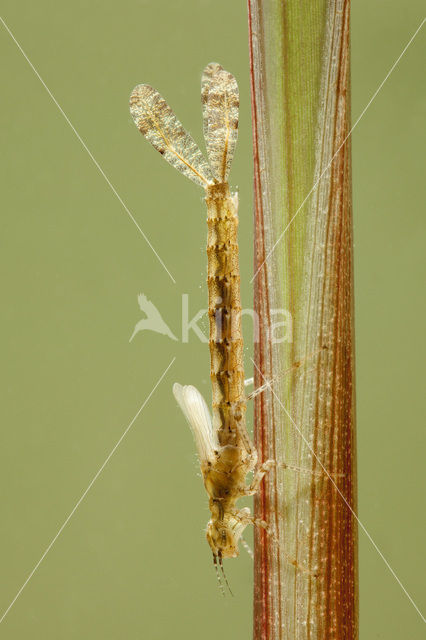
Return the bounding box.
[206,512,248,559]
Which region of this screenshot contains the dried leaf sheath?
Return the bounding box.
[248,1,357,639]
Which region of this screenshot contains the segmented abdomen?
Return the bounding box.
[206,183,251,454]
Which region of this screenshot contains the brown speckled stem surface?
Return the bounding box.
[248,1,358,639]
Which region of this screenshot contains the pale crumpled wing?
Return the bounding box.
[201,63,239,183]
[173,383,217,464]
[130,84,214,188]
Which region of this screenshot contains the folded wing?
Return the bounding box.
[173,383,217,465]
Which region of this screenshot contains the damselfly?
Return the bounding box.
[129,64,326,581]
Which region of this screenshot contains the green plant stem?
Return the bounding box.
[248,1,358,638]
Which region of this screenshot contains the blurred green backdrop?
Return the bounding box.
[0,1,424,638]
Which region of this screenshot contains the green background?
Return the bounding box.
[0,1,424,638]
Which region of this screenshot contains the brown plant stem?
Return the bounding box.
[248,1,358,639]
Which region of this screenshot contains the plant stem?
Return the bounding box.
[248,1,358,638]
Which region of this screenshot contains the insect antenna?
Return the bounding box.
[218,551,234,597]
[213,553,225,597]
